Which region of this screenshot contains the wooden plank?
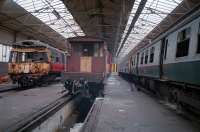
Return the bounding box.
[80,57,92,72]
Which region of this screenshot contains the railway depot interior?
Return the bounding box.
[0,0,200,132]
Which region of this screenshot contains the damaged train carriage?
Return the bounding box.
[8,40,65,87]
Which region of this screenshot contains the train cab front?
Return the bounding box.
[8,49,50,87]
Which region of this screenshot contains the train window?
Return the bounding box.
[9,51,17,63]
[144,50,148,64]
[197,24,200,53]
[100,45,103,57]
[94,44,98,57]
[130,57,133,67]
[176,27,190,57]
[9,50,48,63]
[140,52,144,64]
[0,45,2,61]
[164,39,168,60]
[21,53,26,62]
[94,43,103,57]
[34,52,48,63]
[82,44,94,56]
[149,47,155,63]
[135,56,137,66]
[73,44,80,53]
[56,57,59,62]
[26,52,33,62]
[61,53,65,64]
[2,45,7,62]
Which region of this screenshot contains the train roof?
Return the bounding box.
[13,40,47,48]
[12,40,66,54]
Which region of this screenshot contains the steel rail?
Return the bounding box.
[0,86,19,93]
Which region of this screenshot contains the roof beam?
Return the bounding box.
[116,0,147,56]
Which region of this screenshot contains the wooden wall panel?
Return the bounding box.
[80,57,92,72]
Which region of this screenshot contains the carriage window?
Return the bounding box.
[149,47,155,63]
[56,57,59,62]
[176,27,190,57]
[10,52,48,63]
[164,39,168,60]
[22,53,26,62]
[144,50,148,64]
[130,57,133,66]
[197,24,200,53]
[140,52,144,64]
[136,54,139,66]
[9,51,17,63]
[61,53,65,64]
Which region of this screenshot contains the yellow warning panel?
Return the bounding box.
[111,64,117,72]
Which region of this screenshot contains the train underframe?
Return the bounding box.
[10,72,60,88]
[62,72,105,98]
[119,72,200,115]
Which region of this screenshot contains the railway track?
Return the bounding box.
[0,80,61,93]
[0,85,19,93]
[3,92,79,132]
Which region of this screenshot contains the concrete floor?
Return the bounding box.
[0,83,67,131]
[90,75,200,132]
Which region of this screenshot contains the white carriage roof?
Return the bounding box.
[13,0,85,38]
[117,0,184,60]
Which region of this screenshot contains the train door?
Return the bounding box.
[80,57,92,72]
[136,53,139,75]
[80,43,93,72]
[160,37,167,79]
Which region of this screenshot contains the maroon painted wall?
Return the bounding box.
[92,57,105,73]
[66,36,107,73]
[67,53,80,72]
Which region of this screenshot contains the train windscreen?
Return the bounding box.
[9,51,48,63]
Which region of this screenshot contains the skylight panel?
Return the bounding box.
[13,0,85,39]
[118,0,183,60]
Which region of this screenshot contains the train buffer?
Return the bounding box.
[81,74,200,132]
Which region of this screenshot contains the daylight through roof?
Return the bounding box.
[13,0,85,39]
[117,0,183,59]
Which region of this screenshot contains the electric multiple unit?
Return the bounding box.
[8,40,65,87]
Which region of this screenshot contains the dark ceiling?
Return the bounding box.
[63,0,135,54]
